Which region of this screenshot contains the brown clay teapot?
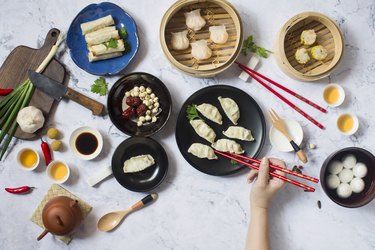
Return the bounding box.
[37,196,83,241]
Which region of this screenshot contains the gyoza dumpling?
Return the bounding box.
[123,154,155,173]
[191,40,212,60]
[184,9,206,31]
[196,103,222,125]
[171,30,189,50]
[212,139,244,154]
[223,126,254,141]
[209,25,228,44]
[190,119,216,143]
[188,143,218,160]
[218,96,240,125]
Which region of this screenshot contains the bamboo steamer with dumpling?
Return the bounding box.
[160,0,243,77]
[274,12,344,81]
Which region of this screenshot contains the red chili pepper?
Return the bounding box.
[41,138,52,166]
[0,88,13,95]
[5,186,34,194]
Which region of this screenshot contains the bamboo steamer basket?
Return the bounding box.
[160,0,243,77]
[275,12,344,81]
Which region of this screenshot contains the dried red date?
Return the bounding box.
[122,107,135,120]
[136,104,147,117]
[126,96,141,107]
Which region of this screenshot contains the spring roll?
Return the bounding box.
[88,51,123,62]
[80,15,114,35]
[89,39,125,56]
[85,29,119,45]
[85,26,116,39]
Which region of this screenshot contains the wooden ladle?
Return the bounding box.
[97,193,157,232]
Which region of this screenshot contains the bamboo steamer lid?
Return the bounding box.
[160,0,243,77]
[275,12,344,81]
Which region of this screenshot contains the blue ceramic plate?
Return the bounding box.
[67,2,139,76]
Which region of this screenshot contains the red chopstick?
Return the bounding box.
[236,62,327,113]
[221,151,319,183]
[214,150,316,192]
[236,63,325,129]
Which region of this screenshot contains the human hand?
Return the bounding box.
[247,157,286,209]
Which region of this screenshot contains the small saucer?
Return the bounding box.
[69,126,103,160]
[269,119,303,152]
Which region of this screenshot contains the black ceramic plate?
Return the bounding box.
[112,137,168,192]
[108,72,172,136]
[175,85,266,176]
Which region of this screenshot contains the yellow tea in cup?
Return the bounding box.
[20,149,38,168]
[47,161,70,183]
[323,84,345,107]
[337,113,359,135]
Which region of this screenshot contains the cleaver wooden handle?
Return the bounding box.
[65,88,104,116]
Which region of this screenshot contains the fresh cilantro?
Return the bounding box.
[241,35,273,58]
[186,104,202,120]
[91,77,108,96]
[230,159,238,165]
[103,38,118,49]
[124,41,131,53]
[120,27,128,39]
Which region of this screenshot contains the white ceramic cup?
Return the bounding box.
[47,160,70,184]
[323,83,345,107]
[337,113,359,135]
[69,126,103,160]
[17,148,40,171]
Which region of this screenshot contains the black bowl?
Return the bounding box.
[107,72,172,136]
[111,137,168,192]
[320,147,375,208]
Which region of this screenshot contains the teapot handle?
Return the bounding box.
[37,229,49,241]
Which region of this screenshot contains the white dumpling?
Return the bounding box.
[188,143,218,160]
[190,119,216,143]
[223,126,254,141]
[218,96,240,125]
[171,30,189,50]
[196,103,222,125]
[209,25,228,44]
[184,9,206,31]
[212,139,244,154]
[123,154,155,173]
[326,174,340,189]
[342,154,357,169]
[191,40,212,60]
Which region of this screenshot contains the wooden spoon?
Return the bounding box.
[97,193,157,232]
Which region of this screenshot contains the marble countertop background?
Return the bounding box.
[1,0,374,249]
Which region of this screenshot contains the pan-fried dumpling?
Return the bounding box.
[218,96,240,125]
[209,25,228,44]
[223,126,254,141]
[171,30,189,51]
[184,9,206,31]
[196,103,222,125]
[188,143,218,160]
[190,119,216,143]
[212,139,244,154]
[191,40,212,60]
[123,154,155,173]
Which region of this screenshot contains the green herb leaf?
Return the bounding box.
[103,38,118,49]
[124,41,131,53]
[230,159,238,165]
[120,27,128,39]
[186,104,202,121]
[241,35,272,58]
[91,77,108,96]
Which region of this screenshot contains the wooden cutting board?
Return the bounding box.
[0,28,67,140]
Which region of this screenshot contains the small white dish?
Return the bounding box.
[17,148,40,171]
[47,160,70,184]
[323,83,345,107]
[337,113,359,135]
[69,126,103,160]
[269,119,303,152]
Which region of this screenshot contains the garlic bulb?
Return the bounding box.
[171,30,189,50]
[184,9,206,31]
[191,40,212,60]
[16,106,45,133]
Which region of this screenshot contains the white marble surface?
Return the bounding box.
[1,0,374,249]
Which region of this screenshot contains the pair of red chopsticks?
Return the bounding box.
[236,62,326,129]
[215,150,318,192]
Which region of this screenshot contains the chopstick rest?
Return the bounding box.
[87,166,113,187]
[238,56,259,82]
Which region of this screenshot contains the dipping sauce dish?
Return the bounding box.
[69,126,103,160]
